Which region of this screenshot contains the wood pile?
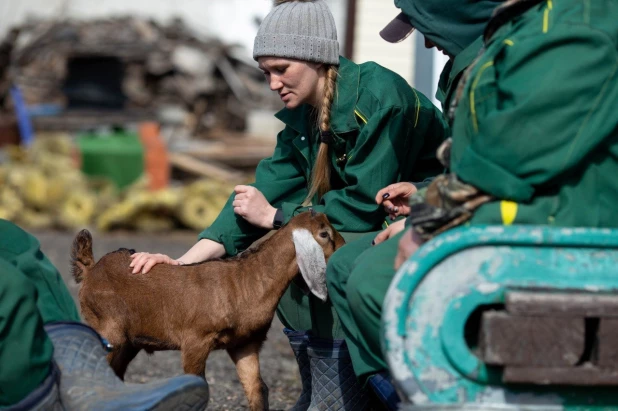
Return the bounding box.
[0,16,281,137]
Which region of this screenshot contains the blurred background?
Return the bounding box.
[0,0,447,234]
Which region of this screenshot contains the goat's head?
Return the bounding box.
[288,211,345,301]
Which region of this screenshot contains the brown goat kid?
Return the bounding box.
[71,211,345,411]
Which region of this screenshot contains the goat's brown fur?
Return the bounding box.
[71,211,345,411]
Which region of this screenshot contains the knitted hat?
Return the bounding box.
[253,0,339,65]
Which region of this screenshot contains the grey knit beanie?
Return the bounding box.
[253,0,339,65]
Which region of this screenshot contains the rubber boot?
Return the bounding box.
[44,322,209,411]
[306,337,370,411]
[3,363,63,411]
[367,372,401,411]
[284,328,312,411]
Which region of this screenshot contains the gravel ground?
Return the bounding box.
[36,229,301,411]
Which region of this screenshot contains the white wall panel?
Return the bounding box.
[352,0,414,84]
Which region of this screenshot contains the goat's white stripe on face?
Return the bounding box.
[292,228,328,301]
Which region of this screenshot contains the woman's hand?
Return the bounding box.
[394,228,423,270]
[233,185,277,229]
[130,253,183,274]
[375,182,417,219]
[372,219,406,245]
[129,239,226,275]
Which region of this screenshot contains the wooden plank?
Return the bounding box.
[32,109,156,131]
[504,365,618,386]
[168,152,244,182]
[481,312,584,366]
[174,139,275,168]
[506,291,618,317]
[598,319,618,368]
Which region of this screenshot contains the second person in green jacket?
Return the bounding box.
[128,0,447,409]
[325,2,503,409]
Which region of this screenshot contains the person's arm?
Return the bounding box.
[133,126,307,273]
[129,238,225,274]
[452,26,617,204]
[178,239,225,264]
[198,128,308,256]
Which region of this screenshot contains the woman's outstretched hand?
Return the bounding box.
[233,185,277,229]
[129,253,183,274]
[375,182,417,219]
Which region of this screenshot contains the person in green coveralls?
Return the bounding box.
[0,219,209,410]
[397,0,618,259]
[128,0,447,409]
[332,0,618,408]
[325,1,504,409]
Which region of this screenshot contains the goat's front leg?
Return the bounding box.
[181,334,215,378]
[108,343,141,380]
[227,342,268,411]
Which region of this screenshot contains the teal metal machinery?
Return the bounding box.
[381,225,618,410]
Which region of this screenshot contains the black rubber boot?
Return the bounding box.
[367,372,401,411]
[44,322,209,411]
[306,337,370,411]
[284,328,312,411]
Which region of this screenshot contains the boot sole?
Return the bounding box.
[78,376,209,411]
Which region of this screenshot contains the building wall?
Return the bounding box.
[351,0,450,109]
[352,0,415,85]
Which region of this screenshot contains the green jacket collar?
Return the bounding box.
[275,56,361,135]
[438,35,484,110]
[451,36,484,83]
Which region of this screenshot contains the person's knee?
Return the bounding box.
[346,237,399,313]
[0,220,36,257]
[0,260,38,300]
[326,243,358,298]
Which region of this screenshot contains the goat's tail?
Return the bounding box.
[71,229,94,283]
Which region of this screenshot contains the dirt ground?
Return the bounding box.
[36,229,301,411]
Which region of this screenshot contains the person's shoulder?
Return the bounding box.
[0,219,35,255]
[355,61,435,116]
[357,61,411,94]
[490,0,616,47]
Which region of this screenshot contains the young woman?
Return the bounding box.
[130,0,447,408]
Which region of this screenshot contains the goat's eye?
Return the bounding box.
[319,232,329,239]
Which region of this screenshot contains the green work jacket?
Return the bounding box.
[436,36,485,115]
[200,56,447,255]
[450,0,618,227]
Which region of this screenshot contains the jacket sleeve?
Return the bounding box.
[281,106,440,232]
[452,25,618,203]
[198,128,307,255]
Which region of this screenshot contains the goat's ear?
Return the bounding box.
[292,228,328,301]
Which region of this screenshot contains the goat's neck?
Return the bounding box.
[237,228,300,305]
